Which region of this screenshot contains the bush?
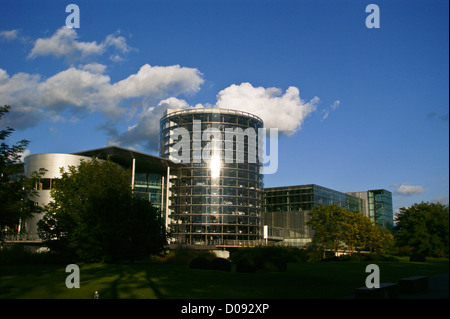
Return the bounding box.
[262,259,287,272]
[236,258,257,273]
[321,253,399,262]
[410,253,426,262]
[230,245,298,271]
[210,257,231,272]
[321,255,340,262]
[320,250,340,262]
[155,249,216,265]
[189,255,213,270]
[382,255,399,262]
[395,245,414,257]
[296,248,322,262]
[368,254,399,262]
[0,245,70,265]
[338,254,361,262]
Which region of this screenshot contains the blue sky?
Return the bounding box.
[1,0,448,215]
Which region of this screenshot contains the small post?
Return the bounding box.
[263,225,268,245]
[131,158,136,190]
[165,165,170,229]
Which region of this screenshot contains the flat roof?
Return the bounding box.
[161,107,264,124]
[73,146,185,175]
[264,184,354,196]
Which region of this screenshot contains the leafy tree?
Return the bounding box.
[307,204,394,257]
[340,210,367,255]
[364,222,394,255]
[307,205,347,257]
[395,202,449,257]
[0,105,42,241]
[38,158,167,262]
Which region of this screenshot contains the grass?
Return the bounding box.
[0,257,448,299]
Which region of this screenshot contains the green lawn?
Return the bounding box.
[0,258,448,299]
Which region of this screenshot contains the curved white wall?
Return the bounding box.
[23,153,92,240]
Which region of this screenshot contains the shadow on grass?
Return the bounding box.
[0,258,448,299]
[0,264,68,299]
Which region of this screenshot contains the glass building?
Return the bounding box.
[347,189,393,229]
[264,184,364,214]
[74,146,181,214]
[133,173,164,210]
[263,184,365,246]
[160,108,264,246]
[13,112,393,250]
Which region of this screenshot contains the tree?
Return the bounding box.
[363,221,394,255]
[307,204,394,257]
[395,202,449,257]
[307,205,348,257]
[38,158,167,262]
[0,105,42,242]
[340,210,366,255]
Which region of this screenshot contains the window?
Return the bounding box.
[37,178,52,190]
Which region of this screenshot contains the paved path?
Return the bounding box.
[399,272,448,299]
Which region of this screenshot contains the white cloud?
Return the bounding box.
[110,82,319,151]
[28,27,101,59]
[394,183,427,196]
[0,69,44,128]
[0,64,204,129]
[432,196,449,206]
[0,29,20,41]
[104,34,130,54]
[215,82,318,135]
[27,27,133,62]
[112,64,204,101]
[37,66,122,117]
[111,97,201,151]
[80,63,107,74]
[321,100,340,121]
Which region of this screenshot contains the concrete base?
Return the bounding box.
[355,283,399,299]
[399,276,428,294]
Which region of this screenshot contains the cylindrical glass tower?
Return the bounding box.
[160,108,264,247]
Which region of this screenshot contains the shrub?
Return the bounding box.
[0,245,70,265]
[210,257,231,272]
[189,255,212,270]
[382,255,399,262]
[321,255,340,262]
[320,251,340,262]
[230,245,298,271]
[369,254,384,262]
[410,253,426,262]
[368,253,399,262]
[262,259,287,272]
[229,247,255,264]
[395,245,414,256]
[187,251,217,269]
[155,249,216,265]
[296,248,322,262]
[338,254,361,262]
[236,257,257,273]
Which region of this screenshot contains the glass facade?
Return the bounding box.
[347,189,394,229]
[264,184,364,214]
[368,189,393,229]
[133,173,164,210]
[263,184,364,245]
[160,108,264,246]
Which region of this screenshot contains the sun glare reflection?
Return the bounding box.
[210,152,221,179]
